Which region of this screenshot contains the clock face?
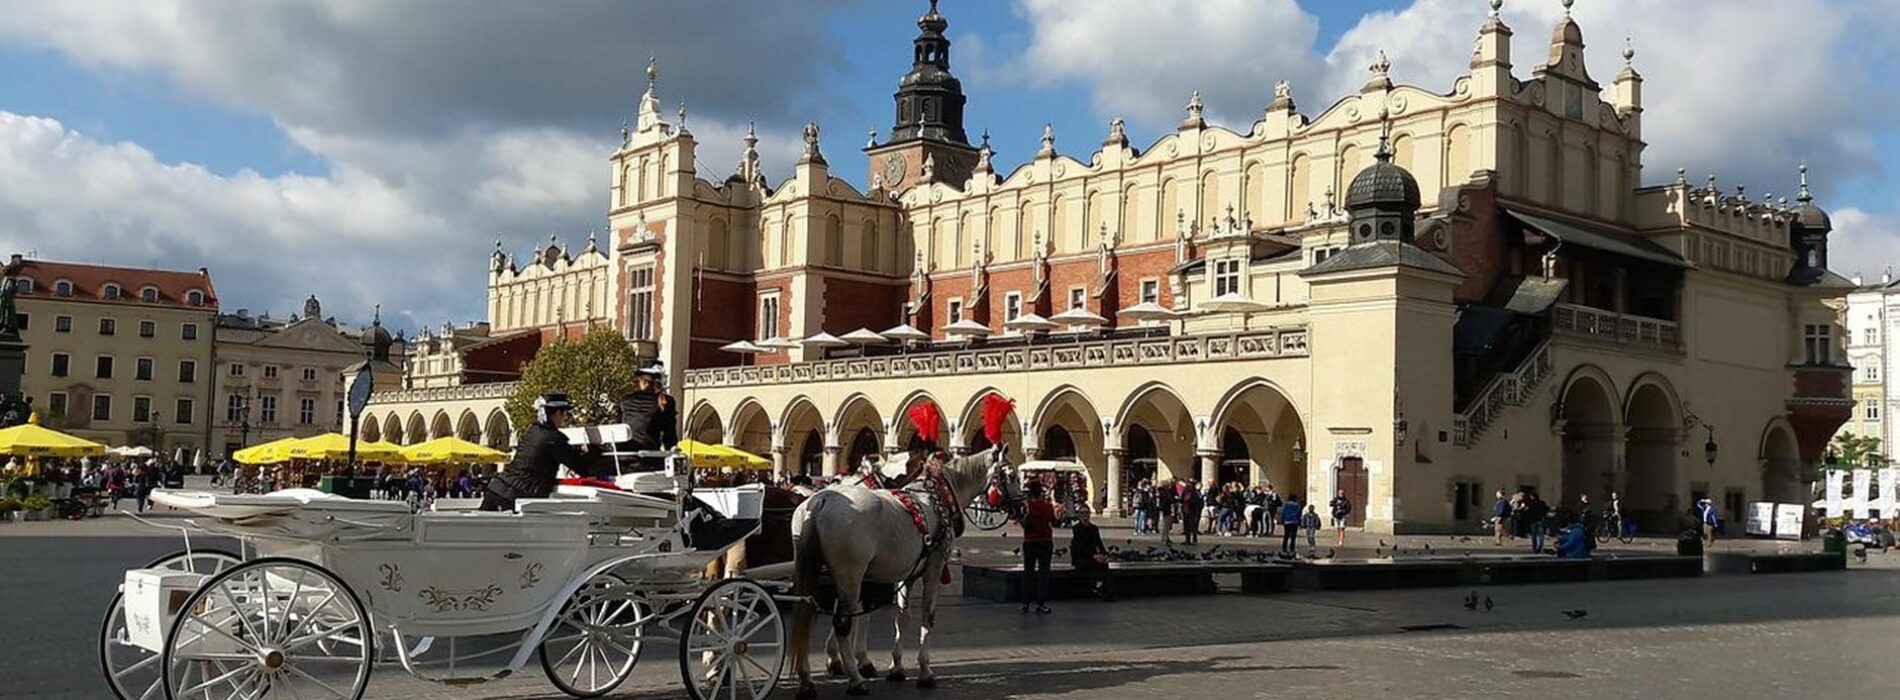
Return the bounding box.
[882,154,906,186]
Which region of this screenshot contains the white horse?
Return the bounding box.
[790,447,1015,698]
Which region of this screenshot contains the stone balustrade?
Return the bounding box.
[1552,303,1680,351]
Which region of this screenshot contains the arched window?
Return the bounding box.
[186,289,205,306]
[140,286,159,303]
[102,283,121,300]
[54,280,73,297]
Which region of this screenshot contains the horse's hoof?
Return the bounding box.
[886,670,907,682]
[858,664,879,679]
[847,685,871,697]
[827,661,845,677]
[917,677,937,689]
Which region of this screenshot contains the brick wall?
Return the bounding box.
[821,275,906,332]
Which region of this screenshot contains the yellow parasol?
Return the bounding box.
[285,433,405,462]
[0,416,107,457]
[400,437,508,464]
[676,439,772,471]
[232,436,302,465]
[359,441,407,462]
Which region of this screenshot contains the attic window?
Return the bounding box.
[54,280,73,297]
[140,286,160,303]
[102,283,121,300]
[186,290,205,306]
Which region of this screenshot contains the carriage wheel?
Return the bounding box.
[539,572,646,698]
[161,558,372,700]
[680,578,783,700]
[965,497,1009,531]
[101,550,242,700]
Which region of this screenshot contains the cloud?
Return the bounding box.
[1014,0,1320,131]
[1832,207,1900,283]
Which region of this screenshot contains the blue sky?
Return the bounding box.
[0,0,1895,331]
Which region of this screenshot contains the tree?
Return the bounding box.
[1827,433,1886,473]
[505,327,641,432]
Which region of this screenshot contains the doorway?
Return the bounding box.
[1336,456,1368,528]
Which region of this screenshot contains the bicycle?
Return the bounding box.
[1594,513,1635,544]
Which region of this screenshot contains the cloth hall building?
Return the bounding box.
[363,2,1854,534]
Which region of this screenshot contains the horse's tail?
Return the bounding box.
[792,490,833,597]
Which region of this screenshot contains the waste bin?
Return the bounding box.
[1821,529,1846,555]
[1676,530,1704,556]
[318,475,372,499]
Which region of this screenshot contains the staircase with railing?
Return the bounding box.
[1453,339,1553,446]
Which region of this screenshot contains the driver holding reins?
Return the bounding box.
[480,393,599,512]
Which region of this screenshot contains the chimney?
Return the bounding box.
[198,266,209,276]
[9,253,21,266]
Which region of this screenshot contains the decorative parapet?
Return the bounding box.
[683,326,1309,389]
[368,381,518,407]
[1552,303,1680,351]
[1453,341,1553,446]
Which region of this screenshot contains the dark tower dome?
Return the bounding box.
[1343,129,1422,245]
[1788,163,1833,282]
[361,305,394,362]
[1791,167,1831,232]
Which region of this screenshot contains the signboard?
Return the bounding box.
[347,365,375,417]
[1773,504,1804,541]
[1745,502,1775,536]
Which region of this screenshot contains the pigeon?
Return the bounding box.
[1379,539,1389,548]
[1375,548,1384,556]
[1325,548,1337,559]
[1463,591,1478,610]
[1483,596,1494,611]
[1010,547,1020,555]
[1561,609,1588,620]
[1423,544,1434,554]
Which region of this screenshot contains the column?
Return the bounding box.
[823,445,843,475]
[1105,448,1125,517]
[1198,451,1220,485]
[771,447,788,479]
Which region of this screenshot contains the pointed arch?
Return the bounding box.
[687,401,724,443]
[383,414,404,445]
[405,413,426,446]
[1113,381,1193,444]
[1029,385,1101,445]
[455,410,481,442]
[483,409,513,450]
[430,410,453,440]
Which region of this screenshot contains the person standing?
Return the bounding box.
[1263,485,1283,538]
[1329,489,1353,547]
[1698,498,1721,546]
[1279,493,1303,556]
[1132,479,1154,535]
[1157,479,1178,546]
[1182,480,1204,546]
[1526,492,1551,553]
[1068,507,1114,601]
[1301,504,1322,558]
[1018,481,1057,614]
[1491,490,1512,545]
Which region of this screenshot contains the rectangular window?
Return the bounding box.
[11,313,24,331]
[1068,287,1085,310]
[299,397,316,425]
[1804,324,1832,365]
[1867,402,1881,421]
[947,299,963,323]
[301,367,317,382]
[627,266,655,341]
[138,320,156,338]
[262,365,279,379]
[1865,328,1878,345]
[757,294,780,339]
[1214,258,1243,297]
[132,396,152,423]
[47,392,67,418]
[229,363,245,377]
[1869,365,1881,382]
[54,315,71,333]
[1140,279,1160,305]
[179,360,196,384]
[1004,292,1023,322]
[99,318,116,335]
[182,323,198,341]
[135,357,153,381]
[92,394,112,422]
[50,352,69,378]
[226,394,244,422]
[96,355,114,379]
[259,396,277,424]
[176,398,194,425]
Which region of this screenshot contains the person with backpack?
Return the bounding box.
[1301,504,1322,558]
[1132,479,1155,535]
[1329,490,1354,547]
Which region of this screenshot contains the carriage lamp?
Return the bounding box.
[1703,429,1718,467]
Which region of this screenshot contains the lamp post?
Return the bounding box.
[1683,408,1717,467]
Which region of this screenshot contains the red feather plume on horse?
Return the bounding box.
[980,393,1015,445]
[907,401,943,447]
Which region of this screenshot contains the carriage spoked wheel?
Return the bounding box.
[539,572,648,698]
[161,557,373,700]
[965,495,1010,532]
[680,578,784,700]
[100,550,243,700]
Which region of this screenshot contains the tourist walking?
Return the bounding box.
[1018,481,1056,614]
[1525,493,1551,553]
[1697,498,1721,546]
[1279,493,1303,556]
[1329,489,1353,547]
[1491,490,1512,545]
[1301,504,1321,558]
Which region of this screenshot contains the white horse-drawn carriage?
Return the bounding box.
[101,428,786,700]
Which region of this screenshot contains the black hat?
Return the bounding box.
[535,394,572,410]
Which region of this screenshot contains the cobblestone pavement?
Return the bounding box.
[5,525,1896,700]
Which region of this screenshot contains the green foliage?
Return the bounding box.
[1828,433,1886,473]
[21,494,50,511]
[0,497,19,513]
[505,327,641,432]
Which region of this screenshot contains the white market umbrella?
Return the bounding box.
[757,337,802,352]
[840,328,889,345]
[720,339,767,367]
[802,332,849,348]
[193,449,206,468]
[1119,301,1180,322]
[1197,292,1271,329]
[881,324,930,343]
[1049,307,1110,329]
[942,319,993,339]
[1003,313,1058,334]
[109,445,156,458]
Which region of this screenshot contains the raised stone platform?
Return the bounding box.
[1705,551,1846,574]
[961,561,1291,602]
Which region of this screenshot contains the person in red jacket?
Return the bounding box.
[1018,480,1057,614]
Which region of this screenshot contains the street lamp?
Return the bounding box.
[1683,408,1717,467]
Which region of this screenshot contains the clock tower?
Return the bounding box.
[865,0,978,193]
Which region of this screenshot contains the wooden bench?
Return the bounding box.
[1705,551,1845,574]
[959,561,1291,603]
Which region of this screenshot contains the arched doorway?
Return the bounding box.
[686,404,724,444]
[384,414,404,445]
[728,401,773,464]
[1761,423,1803,503]
[890,393,945,459]
[847,427,882,468]
[834,396,885,468]
[959,390,1025,464]
[797,428,824,476]
[1623,380,1680,530]
[781,399,826,475]
[405,413,426,446]
[1220,427,1251,485]
[1031,387,1106,510]
[1209,380,1307,493]
[483,410,512,450]
[1116,384,1195,483]
[359,417,381,442]
[456,411,481,443]
[430,411,452,440]
[1559,372,1618,509]
[1042,426,1077,459]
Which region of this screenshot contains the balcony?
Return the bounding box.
[1552,304,1680,352]
[684,326,1309,389]
[368,381,518,406]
